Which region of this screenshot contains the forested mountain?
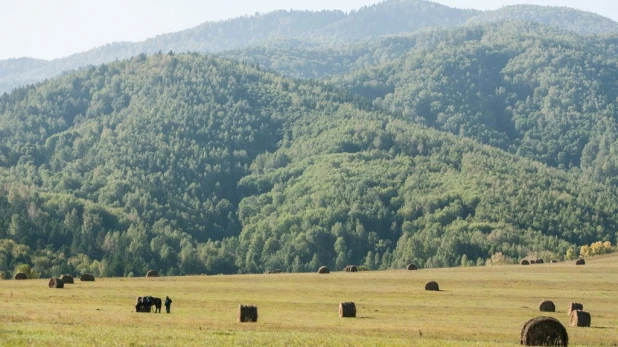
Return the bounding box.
[324,23,618,175]
[230,22,618,180]
[467,5,618,35]
[4,1,618,94]
[0,53,617,278]
[0,0,477,94]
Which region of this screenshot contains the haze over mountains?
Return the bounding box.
[1,0,618,94]
[1,0,618,278]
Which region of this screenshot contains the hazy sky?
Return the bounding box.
[1,0,616,60]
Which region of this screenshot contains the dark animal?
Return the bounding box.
[152,297,162,313]
[135,296,161,313]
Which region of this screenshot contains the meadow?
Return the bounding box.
[1,256,617,346]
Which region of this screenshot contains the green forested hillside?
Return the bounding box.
[0,53,616,278]
[330,23,618,175]
[233,22,618,178]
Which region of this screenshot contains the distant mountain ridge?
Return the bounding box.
[467,4,618,35]
[5,0,618,93]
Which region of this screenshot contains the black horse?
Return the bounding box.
[135,296,162,313]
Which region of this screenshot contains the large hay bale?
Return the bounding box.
[146,270,159,277]
[238,305,258,322]
[567,303,583,316]
[520,260,530,265]
[569,310,591,327]
[536,259,544,264]
[80,274,95,281]
[425,281,439,291]
[345,265,358,272]
[539,300,556,312]
[520,316,568,346]
[48,278,64,288]
[14,272,27,280]
[575,259,585,265]
[551,260,558,263]
[406,264,418,270]
[317,266,330,274]
[61,275,74,284]
[339,302,356,318]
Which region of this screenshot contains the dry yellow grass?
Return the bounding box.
[1,254,617,346]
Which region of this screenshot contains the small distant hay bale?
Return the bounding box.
[425,281,439,291]
[536,259,544,264]
[520,316,568,346]
[238,305,258,322]
[551,260,558,263]
[146,270,159,277]
[520,260,530,265]
[61,275,74,284]
[344,265,358,272]
[339,302,356,318]
[80,274,95,281]
[48,278,64,288]
[569,310,591,327]
[539,300,556,312]
[567,303,583,316]
[406,264,418,270]
[14,272,27,280]
[575,259,585,265]
[317,266,330,274]
[266,269,282,274]
[530,260,536,264]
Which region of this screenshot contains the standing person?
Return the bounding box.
[165,296,172,314]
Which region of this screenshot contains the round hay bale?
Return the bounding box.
[80,274,95,281]
[339,302,356,318]
[406,264,418,270]
[569,310,591,327]
[539,300,556,312]
[536,259,544,264]
[238,305,258,322]
[48,278,64,288]
[317,266,330,274]
[567,303,583,316]
[520,316,568,346]
[551,260,558,263]
[14,272,27,280]
[520,260,530,265]
[345,265,358,272]
[425,281,439,291]
[60,275,74,284]
[575,259,585,265]
[146,270,159,277]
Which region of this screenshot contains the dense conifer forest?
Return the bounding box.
[1,0,618,278]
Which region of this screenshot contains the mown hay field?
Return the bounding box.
[1,255,617,346]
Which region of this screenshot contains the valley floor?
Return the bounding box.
[1,256,617,346]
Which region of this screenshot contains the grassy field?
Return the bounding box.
[1,255,617,346]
